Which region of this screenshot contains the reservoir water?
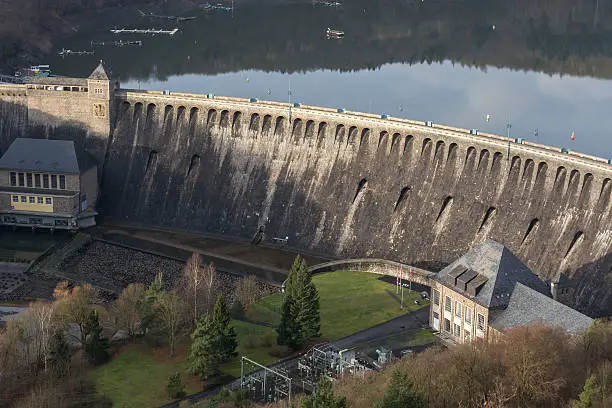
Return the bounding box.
[8,0,612,157]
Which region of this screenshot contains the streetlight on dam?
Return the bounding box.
[506,123,512,160]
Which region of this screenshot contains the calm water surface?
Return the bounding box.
[123,63,612,158]
[44,1,612,157]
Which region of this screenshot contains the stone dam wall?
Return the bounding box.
[0,83,610,316]
[99,90,612,317]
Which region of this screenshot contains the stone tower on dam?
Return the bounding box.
[0,62,115,163]
[0,66,610,317]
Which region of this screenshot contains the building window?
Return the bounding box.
[26,173,33,187]
[34,174,41,187]
[93,103,106,117]
[37,197,43,204]
[28,197,35,203]
[477,313,485,331]
[443,318,451,332]
[51,175,57,189]
[432,311,439,320]
[465,307,472,325]
[18,173,24,186]
[59,175,65,189]
[94,88,103,94]
[432,289,440,306]
[454,323,461,337]
[464,330,471,342]
[10,172,16,186]
[11,195,18,203]
[444,296,452,313]
[455,301,462,318]
[45,198,52,205]
[43,174,49,188]
[20,196,26,203]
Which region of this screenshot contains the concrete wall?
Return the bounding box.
[80,166,98,209]
[100,90,612,317]
[0,85,28,152]
[0,80,113,164]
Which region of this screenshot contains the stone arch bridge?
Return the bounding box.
[308,258,435,287]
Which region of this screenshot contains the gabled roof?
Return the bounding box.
[489,283,593,334]
[28,77,87,87]
[89,61,109,80]
[434,240,551,309]
[0,138,97,174]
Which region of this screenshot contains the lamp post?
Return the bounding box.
[506,123,512,160]
[288,76,292,124]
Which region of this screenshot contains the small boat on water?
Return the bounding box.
[326,28,345,38]
[200,2,233,12]
[57,48,94,57]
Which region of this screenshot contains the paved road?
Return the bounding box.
[159,307,430,408]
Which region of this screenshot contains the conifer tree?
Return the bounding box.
[84,310,109,365]
[212,294,237,362]
[302,377,346,408]
[141,272,163,334]
[376,370,426,408]
[188,294,237,379]
[277,256,320,349]
[48,330,71,377]
[187,315,219,379]
[277,295,302,348]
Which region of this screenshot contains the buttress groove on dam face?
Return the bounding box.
[0,80,610,317]
[100,90,612,317]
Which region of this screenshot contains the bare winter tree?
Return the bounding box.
[202,262,217,315]
[111,283,145,341]
[27,301,57,373]
[156,289,185,357]
[54,282,97,347]
[182,252,204,326]
[235,275,259,309]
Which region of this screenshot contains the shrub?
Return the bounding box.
[230,300,245,320]
[167,372,186,399]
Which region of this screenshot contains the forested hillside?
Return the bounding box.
[0,0,158,70]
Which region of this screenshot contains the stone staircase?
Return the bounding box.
[28,233,93,279]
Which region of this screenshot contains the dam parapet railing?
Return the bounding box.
[308,258,435,287]
[116,88,612,172]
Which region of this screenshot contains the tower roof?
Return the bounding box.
[89,61,109,80]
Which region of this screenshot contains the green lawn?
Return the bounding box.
[88,343,201,408]
[89,320,280,407]
[90,271,429,406]
[220,320,281,377]
[246,271,428,340]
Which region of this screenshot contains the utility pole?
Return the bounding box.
[288,76,292,125]
[400,265,404,309]
[506,123,512,160]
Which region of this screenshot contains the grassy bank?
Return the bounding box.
[90,271,429,406]
[247,271,427,340]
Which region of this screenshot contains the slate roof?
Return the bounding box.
[489,283,593,334]
[89,61,109,80]
[435,239,593,334]
[435,240,551,309]
[28,77,87,87]
[0,138,97,174]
